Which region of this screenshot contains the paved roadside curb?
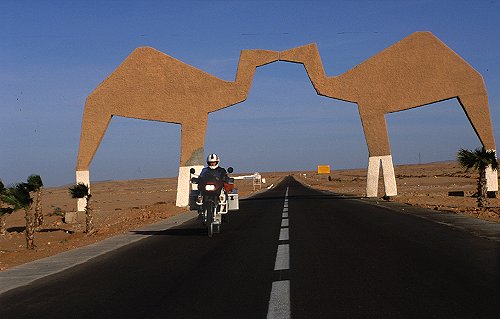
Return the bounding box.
[0,210,198,295]
[315,187,500,243]
[357,197,500,242]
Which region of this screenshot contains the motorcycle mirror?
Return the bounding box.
[227,167,233,173]
[190,168,195,174]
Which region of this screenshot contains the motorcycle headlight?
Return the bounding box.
[205,184,216,191]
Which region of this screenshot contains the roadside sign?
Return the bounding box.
[317,165,331,174]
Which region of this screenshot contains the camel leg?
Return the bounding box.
[76,170,90,212]
[381,155,397,197]
[75,102,113,211]
[485,164,498,195]
[366,156,397,198]
[458,94,498,193]
[366,157,381,197]
[176,118,208,207]
[359,110,397,197]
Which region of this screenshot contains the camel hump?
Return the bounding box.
[403,31,459,54]
[126,46,190,68]
[118,46,218,79]
[391,31,474,67]
[341,30,482,83]
[407,31,438,41]
[90,45,224,100]
[401,31,482,77]
[130,46,164,56]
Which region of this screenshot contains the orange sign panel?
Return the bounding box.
[317,165,331,174]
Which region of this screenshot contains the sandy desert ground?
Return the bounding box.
[1,161,499,271]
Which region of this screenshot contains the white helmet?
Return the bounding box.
[207,153,220,169]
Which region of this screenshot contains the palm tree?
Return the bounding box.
[0,180,14,236]
[457,148,498,208]
[27,175,44,229]
[69,183,95,234]
[2,183,35,249]
[0,207,14,236]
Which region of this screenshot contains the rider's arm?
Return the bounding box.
[199,167,209,177]
[219,167,230,182]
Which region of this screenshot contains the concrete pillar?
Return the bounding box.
[76,170,90,212]
[366,157,381,197]
[486,166,498,192]
[381,155,397,197]
[366,155,397,197]
[486,149,498,193]
[176,165,204,207]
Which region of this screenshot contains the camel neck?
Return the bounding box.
[284,46,357,103]
[301,59,357,102]
[205,60,257,112]
[234,59,256,96]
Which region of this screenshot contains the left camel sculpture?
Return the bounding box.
[76,47,279,210]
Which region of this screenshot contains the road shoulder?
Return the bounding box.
[0,210,197,295]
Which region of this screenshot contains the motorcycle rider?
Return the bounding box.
[196,154,230,216]
[199,153,229,181]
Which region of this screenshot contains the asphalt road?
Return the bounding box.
[1,176,498,318]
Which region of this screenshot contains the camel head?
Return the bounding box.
[239,49,280,68]
[279,43,319,64]
[233,49,279,96]
[279,43,330,97]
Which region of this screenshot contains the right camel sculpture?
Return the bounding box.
[280,31,497,197]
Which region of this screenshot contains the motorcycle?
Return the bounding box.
[190,167,236,237]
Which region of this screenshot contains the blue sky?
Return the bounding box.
[1,0,499,187]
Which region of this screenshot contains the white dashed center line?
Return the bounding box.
[267,186,291,319]
[267,281,290,319]
[279,228,289,241]
[274,244,290,271]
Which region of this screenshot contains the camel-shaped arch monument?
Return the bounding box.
[280,31,497,197]
[76,31,497,210]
